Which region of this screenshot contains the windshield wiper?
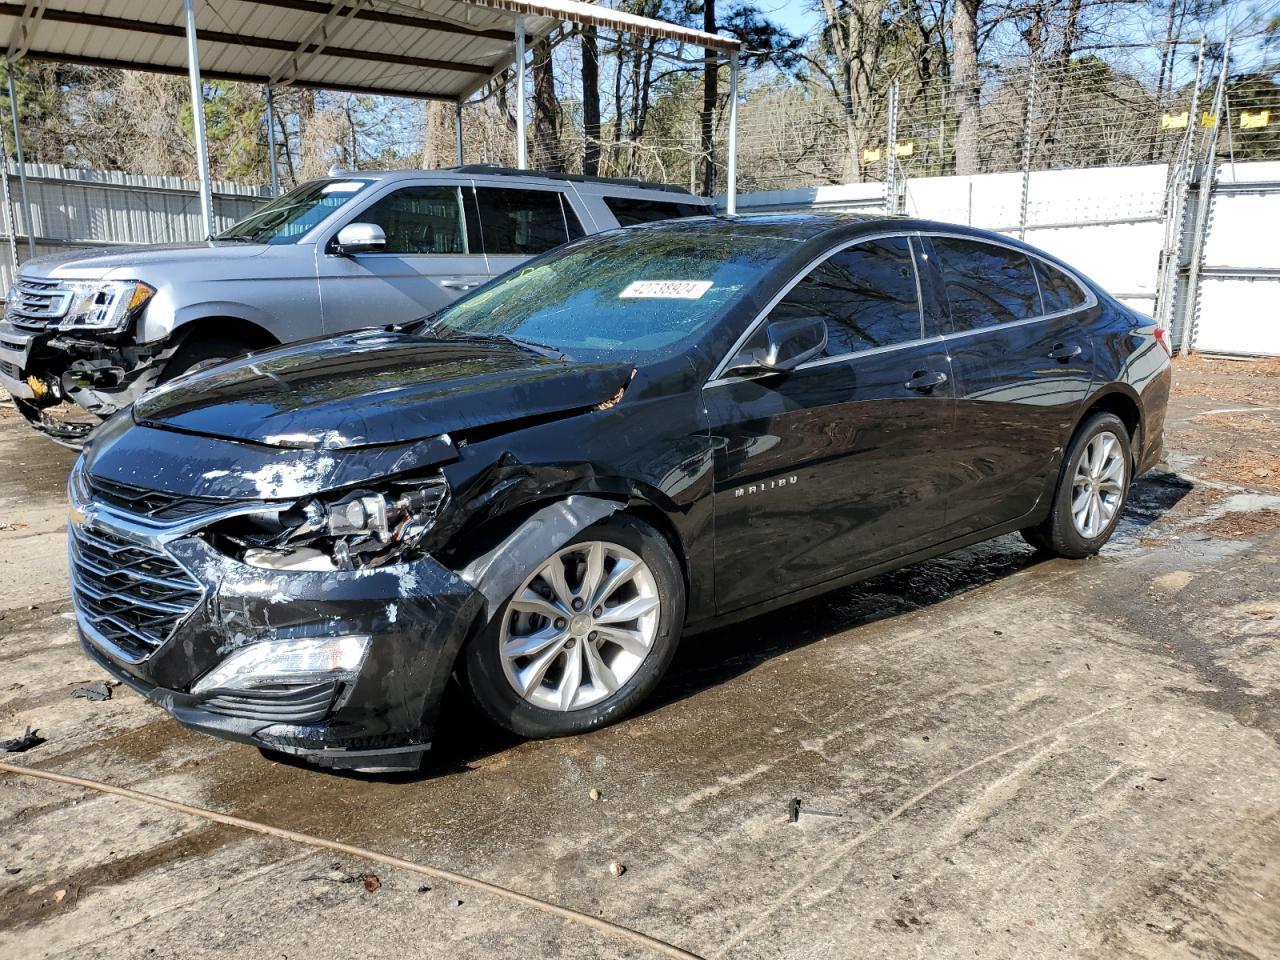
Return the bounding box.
[213,234,260,243]
[443,331,565,359]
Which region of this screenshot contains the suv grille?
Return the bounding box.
[6,278,71,329]
[70,524,203,661]
[88,475,223,522]
[0,359,19,380]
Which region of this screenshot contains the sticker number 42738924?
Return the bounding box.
[618,280,713,300]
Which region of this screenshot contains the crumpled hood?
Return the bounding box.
[17,241,269,279]
[133,330,636,450]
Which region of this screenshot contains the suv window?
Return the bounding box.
[762,236,923,357]
[475,187,584,255]
[357,185,470,254]
[1033,259,1088,313]
[931,237,1042,330]
[603,196,707,227]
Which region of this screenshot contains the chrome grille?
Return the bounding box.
[88,475,223,522]
[0,359,19,380]
[70,524,203,661]
[6,278,71,329]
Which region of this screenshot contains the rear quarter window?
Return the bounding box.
[603,196,708,227]
[931,237,1043,331]
[1034,259,1089,313]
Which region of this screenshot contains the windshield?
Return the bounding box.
[217,178,375,244]
[426,229,796,362]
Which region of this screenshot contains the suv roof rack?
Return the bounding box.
[450,164,699,196]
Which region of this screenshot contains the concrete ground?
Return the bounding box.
[0,356,1277,960]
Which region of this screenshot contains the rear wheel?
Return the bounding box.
[464,514,684,739]
[1022,412,1132,558]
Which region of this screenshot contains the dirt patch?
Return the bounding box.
[1192,507,1280,539]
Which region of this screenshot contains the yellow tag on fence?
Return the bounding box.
[893,142,915,158]
[861,147,882,164]
[1241,110,1271,130]
[1200,111,1216,128]
[1161,111,1189,130]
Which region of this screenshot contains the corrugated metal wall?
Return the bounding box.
[1,162,270,287]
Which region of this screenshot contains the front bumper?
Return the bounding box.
[71,504,486,772]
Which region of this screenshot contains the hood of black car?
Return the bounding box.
[133,331,635,450]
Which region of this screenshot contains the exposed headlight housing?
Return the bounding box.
[57,279,156,332]
[208,475,450,572]
[191,635,370,694]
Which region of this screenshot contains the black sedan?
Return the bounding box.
[68,215,1170,772]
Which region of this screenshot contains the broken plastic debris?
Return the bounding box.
[71,680,117,702]
[0,726,43,753]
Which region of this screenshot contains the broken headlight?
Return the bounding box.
[58,280,156,332]
[210,475,450,572]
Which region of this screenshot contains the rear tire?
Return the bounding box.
[1021,412,1133,558]
[464,513,684,739]
[160,336,255,382]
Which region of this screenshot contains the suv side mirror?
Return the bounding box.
[727,316,828,375]
[334,222,386,255]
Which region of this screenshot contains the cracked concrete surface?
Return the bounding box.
[0,356,1277,959]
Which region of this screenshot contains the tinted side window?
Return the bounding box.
[1034,259,1088,313]
[766,236,923,357]
[357,186,468,254]
[603,196,706,226]
[475,188,584,255]
[932,238,1042,330]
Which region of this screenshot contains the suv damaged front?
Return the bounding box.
[2,270,161,444]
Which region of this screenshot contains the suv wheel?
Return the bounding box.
[1022,411,1133,558]
[464,514,684,739]
[160,336,254,382]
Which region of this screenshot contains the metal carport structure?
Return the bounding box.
[0,0,742,263]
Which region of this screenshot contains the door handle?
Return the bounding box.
[440,278,481,290]
[904,370,948,392]
[1047,342,1082,361]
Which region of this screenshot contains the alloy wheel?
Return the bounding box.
[499,540,661,712]
[1070,430,1126,539]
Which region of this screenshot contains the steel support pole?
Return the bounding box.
[514,15,527,169]
[1017,66,1038,239]
[183,0,214,238]
[726,50,739,216]
[0,143,18,281]
[264,84,280,197]
[885,79,899,214]
[1178,38,1230,356]
[455,99,464,166]
[5,71,33,257]
[1155,38,1205,335]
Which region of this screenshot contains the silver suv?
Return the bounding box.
[0,166,712,445]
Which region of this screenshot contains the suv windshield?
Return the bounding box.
[217,178,375,244]
[426,229,795,362]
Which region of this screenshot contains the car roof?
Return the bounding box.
[319,166,704,197]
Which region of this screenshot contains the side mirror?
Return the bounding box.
[334,222,386,255]
[727,316,828,375]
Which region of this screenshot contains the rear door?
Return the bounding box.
[921,235,1095,535]
[705,235,956,612]
[318,179,489,332]
[473,184,586,279]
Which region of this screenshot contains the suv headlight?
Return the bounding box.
[58,280,155,332]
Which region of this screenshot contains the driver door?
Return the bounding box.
[318,180,490,332]
[704,235,957,613]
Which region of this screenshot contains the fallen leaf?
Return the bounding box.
[361,873,381,892]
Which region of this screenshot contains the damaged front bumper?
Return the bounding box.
[0,317,171,446]
[69,490,486,772]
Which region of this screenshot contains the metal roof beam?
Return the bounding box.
[0,5,492,76]
[270,0,371,87]
[4,0,46,61]
[19,48,459,101]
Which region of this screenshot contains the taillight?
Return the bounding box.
[1153,326,1172,357]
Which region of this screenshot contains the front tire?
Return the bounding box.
[160,336,255,382]
[1022,412,1133,558]
[464,514,684,739]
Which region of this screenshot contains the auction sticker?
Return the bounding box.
[619,280,713,300]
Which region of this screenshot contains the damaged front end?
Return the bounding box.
[67,344,640,772]
[1,277,164,446]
